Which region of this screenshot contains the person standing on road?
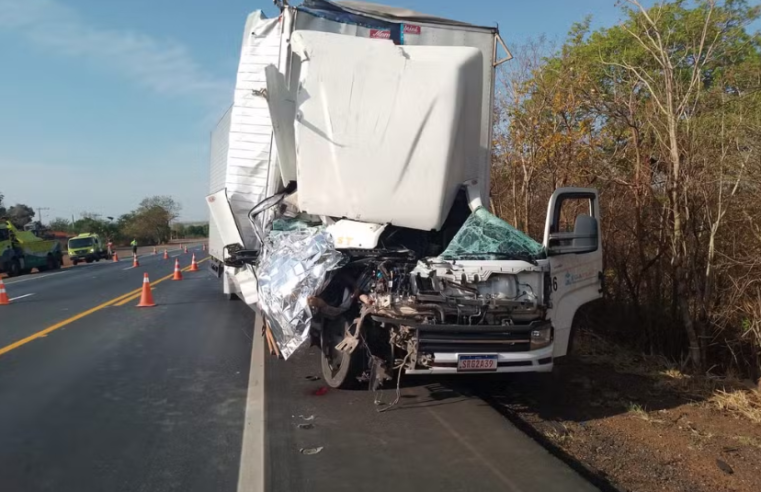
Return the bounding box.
[107,238,114,257]
[131,238,138,256]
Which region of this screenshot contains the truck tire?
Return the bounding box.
[73,259,79,266]
[86,258,93,264]
[320,317,365,389]
[7,259,21,277]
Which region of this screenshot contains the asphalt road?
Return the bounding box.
[0,246,255,492]
[0,245,599,492]
[266,348,598,492]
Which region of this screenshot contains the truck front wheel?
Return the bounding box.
[7,259,21,277]
[320,317,365,389]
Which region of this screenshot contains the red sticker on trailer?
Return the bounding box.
[403,24,421,35]
[370,29,391,39]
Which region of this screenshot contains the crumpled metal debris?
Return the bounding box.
[256,227,343,359]
[299,446,324,455]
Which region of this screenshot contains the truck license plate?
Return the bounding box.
[457,355,498,372]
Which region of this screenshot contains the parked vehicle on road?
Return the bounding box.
[207,0,604,388]
[68,233,110,265]
[0,220,63,277]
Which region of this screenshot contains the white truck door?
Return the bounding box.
[542,188,603,357]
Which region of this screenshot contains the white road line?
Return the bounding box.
[237,316,265,492]
[122,266,135,271]
[9,293,36,301]
[4,270,70,285]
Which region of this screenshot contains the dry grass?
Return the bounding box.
[573,329,761,424]
[627,402,665,423]
[733,435,761,449]
[710,389,761,424]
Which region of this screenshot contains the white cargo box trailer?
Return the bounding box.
[208,1,604,385]
[207,0,510,290]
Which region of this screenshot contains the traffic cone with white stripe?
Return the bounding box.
[0,279,10,305]
[189,254,199,272]
[184,245,188,254]
[172,258,183,281]
[202,243,206,252]
[153,246,157,255]
[136,273,156,307]
[133,255,140,268]
[163,249,168,260]
[113,252,119,262]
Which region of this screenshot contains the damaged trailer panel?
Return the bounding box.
[277,30,484,230]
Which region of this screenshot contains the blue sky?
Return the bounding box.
[0,0,642,222]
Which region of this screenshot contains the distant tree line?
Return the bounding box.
[492,0,761,378]
[171,222,210,239]
[45,196,198,246]
[0,192,37,228]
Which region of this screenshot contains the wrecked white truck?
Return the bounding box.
[207,0,603,389]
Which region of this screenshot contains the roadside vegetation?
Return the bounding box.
[492,0,761,382]
[488,1,761,489]
[1,192,207,245]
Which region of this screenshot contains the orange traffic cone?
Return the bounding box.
[153,247,157,255]
[173,259,183,281]
[133,255,140,268]
[113,252,119,262]
[136,273,156,307]
[189,254,199,272]
[0,279,10,305]
[163,249,168,260]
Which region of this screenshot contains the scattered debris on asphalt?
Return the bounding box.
[299,446,324,455]
[297,423,314,430]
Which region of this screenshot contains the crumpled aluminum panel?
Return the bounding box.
[256,228,343,359]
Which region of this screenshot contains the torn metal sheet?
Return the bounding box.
[289,30,483,231]
[256,228,344,359]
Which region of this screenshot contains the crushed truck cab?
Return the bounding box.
[206,0,603,389]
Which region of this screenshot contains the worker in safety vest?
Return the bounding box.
[131,238,138,256]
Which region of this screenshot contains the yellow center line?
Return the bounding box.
[0,257,210,357]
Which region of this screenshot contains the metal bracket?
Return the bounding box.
[493,33,513,67]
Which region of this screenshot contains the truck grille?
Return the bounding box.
[419,331,531,353]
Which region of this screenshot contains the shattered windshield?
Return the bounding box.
[440,207,545,261]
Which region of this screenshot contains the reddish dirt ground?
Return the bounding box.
[471,332,761,492]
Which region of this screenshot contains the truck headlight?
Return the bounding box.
[90,248,95,253]
[530,326,553,350]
